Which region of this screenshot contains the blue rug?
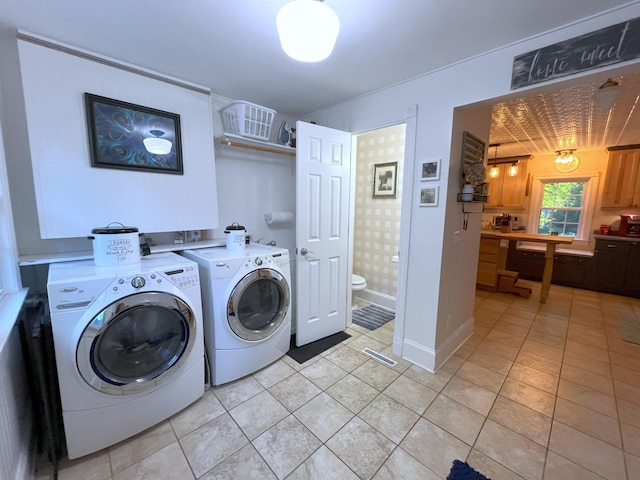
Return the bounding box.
[447,460,490,480]
[352,305,395,330]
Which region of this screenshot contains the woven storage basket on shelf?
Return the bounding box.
[221,101,276,141]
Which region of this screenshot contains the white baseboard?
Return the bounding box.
[433,316,474,371]
[394,316,474,373]
[354,289,396,311]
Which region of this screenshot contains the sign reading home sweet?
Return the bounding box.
[511,17,640,89]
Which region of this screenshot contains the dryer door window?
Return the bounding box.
[227,268,290,341]
[77,292,197,395]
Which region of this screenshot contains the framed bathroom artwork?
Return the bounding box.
[373,161,398,198]
[419,185,439,207]
[420,158,440,181]
[85,93,184,175]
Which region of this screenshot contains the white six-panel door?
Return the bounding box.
[295,121,351,347]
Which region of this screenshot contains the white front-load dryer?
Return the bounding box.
[181,245,292,385]
[47,252,204,459]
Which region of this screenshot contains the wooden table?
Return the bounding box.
[480,232,574,303]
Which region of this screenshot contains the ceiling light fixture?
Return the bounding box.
[593,78,622,110]
[555,149,580,173]
[276,0,340,62]
[507,162,519,176]
[143,130,172,155]
[489,143,500,178]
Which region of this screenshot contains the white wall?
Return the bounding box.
[0,32,219,256]
[209,95,297,251]
[304,5,640,371]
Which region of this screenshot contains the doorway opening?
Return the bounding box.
[351,123,406,313]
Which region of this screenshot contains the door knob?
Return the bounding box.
[300,248,313,256]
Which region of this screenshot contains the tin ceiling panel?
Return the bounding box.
[490,73,640,158]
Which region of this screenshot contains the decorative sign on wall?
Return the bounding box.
[511,17,640,89]
[460,131,487,193]
[85,93,183,174]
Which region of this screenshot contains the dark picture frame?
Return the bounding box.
[373,161,398,198]
[85,93,183,175]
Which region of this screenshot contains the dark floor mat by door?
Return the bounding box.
[286,332,351,364]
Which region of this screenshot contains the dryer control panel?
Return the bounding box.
[160,265,200,289]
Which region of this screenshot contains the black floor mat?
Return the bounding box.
[286,331,351,364]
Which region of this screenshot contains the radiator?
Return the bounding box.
[0,321,33,480]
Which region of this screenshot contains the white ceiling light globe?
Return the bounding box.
[277,0,340,62]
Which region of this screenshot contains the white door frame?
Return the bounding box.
[346,105,418,357]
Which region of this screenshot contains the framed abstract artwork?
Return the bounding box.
[85,93,183,174]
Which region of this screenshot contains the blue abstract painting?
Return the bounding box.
[85,94,183,174]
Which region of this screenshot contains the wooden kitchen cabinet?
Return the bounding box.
[504,238,638,297]
[476,237,506,288]
[485,159,528,209]
[624,241,640,297]
[601,148,640,208]
[505,242,545,280]
[552,254,593,289]
[593,239,630,294]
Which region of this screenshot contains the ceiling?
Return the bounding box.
[1,0,639,156]
[490,71,640,157]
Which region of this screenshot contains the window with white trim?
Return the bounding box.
[529,174,599,243]
[538,181,584,236]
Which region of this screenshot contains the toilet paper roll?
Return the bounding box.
[264,211,294,226]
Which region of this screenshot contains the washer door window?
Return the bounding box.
[227,268,290,341]
[77,292,196,395]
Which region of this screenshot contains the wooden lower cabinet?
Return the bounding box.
[477,237,506,288]
[593,240,629,294]
[503,241,634,294]
[552,254,593,289]
[625,245,640,297]
[505,245,545,280]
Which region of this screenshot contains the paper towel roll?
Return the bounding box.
[264,211,294,226]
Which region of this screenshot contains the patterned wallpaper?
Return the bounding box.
[353,124,406,298]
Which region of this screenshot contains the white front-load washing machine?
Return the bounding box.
[46,252,204,459]
[181,245,291,386]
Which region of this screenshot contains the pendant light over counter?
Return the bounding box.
[277,0,340,62]
[487,143,527,178]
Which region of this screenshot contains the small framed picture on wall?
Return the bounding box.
[419,186,439,207]
[373,161,398,198]
[420,159,440,181]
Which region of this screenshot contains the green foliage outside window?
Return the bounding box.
[538,182,584,236]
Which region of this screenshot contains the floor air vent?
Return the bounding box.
[362,348,397,367]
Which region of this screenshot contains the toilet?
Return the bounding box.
[351,274,367,310]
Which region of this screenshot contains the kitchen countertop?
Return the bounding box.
[481,231,574,245]
[593,234,640,243]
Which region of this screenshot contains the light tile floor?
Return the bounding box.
[39,283,640,479]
